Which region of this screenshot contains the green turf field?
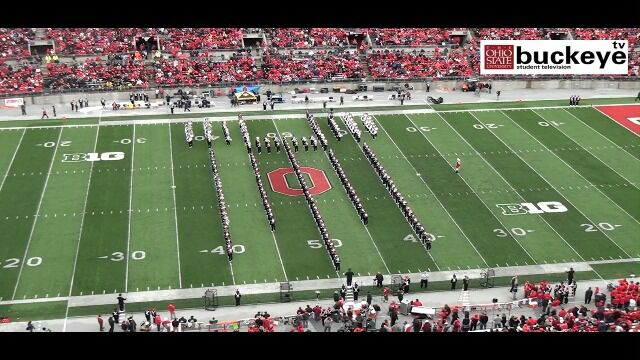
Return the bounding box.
[0,102,638,303]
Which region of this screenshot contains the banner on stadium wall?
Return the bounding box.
[4,98,24,107]
[234,85,260,94]
[480,40,628,75]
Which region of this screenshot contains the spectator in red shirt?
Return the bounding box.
[168,303,176,320]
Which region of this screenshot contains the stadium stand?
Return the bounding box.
[0,28,638,95]
[0,28,34,59]
[265,28,351,48]
[0,62,42,95]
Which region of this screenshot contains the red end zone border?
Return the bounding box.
[593,105,640,135]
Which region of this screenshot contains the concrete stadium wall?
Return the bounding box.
[24,79,640,105]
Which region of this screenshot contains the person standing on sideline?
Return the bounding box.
[340,95,344,105]
[496,90,501,100]
[510,275,518,300]
[345,268,354,286]
[420,272,429,289]
[168,303,176,319]
[366,291,372,305]
[112,308,120,323]
[21,103,26,115]
[52,105,56,117]
[635,91,640,101]
[97,314,104,331]
[463,275,469,291]
[117,294,126,312]
[108,315,115,332]
[41,108,49,119]
[353,283,360,301]
[585,287,593,304]
[450,274,457,290]
[383,287,390,302]
[426,83,430,92]
[566,267,575,284]
[375,272,383,287]
[235,289,242,306]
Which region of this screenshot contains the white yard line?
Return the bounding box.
[342,115,442,270]
[370,114,489,269]
[63,123,101,332]
[562,108,640,162]
[0,129,25,192]
[534,109,640,193]
[498,110,633,258]
[3,103,634,131]
[591,105,640,138]
[401,114,538,264]
[270,119,338,274]
[316,130,392,275]
[269,232,289,282]
[447,112,590,266]
[534,110,640,224]
[207,140,236,285]
[12,128,64,300]
[167,124,183,288]
[238,120,288,281]
[125,124,136,292]
[7,257,637,308]
[229,262,236,286]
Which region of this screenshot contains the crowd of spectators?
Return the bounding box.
[266,28,351,48]
[45,28,152,55]
[0,62,42,95]
[368,28,452,46]
[573,28,637,45]
[45,59,151,90]
[162,28,244,52]
[474,28,545,40]
[262,49,363,82]
[0,28,34,59]
[2,28,640,95]
[152,56,256,86]
[367,48,474,79]
[33,275,637,333]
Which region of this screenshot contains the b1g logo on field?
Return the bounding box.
[267,167,331,196]
[62,152,125,162]
[497,201,568,216]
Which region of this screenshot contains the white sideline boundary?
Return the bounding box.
[0,103,637,131]
[0,257,637,307]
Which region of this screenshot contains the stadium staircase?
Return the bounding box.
[458,289,471,307]
[360,53,371,78]
[345,286,355,302]
[35,28,47,41]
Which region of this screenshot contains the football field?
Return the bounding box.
[0,102,638,302]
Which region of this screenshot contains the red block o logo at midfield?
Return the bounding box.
[267,167,332,196]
